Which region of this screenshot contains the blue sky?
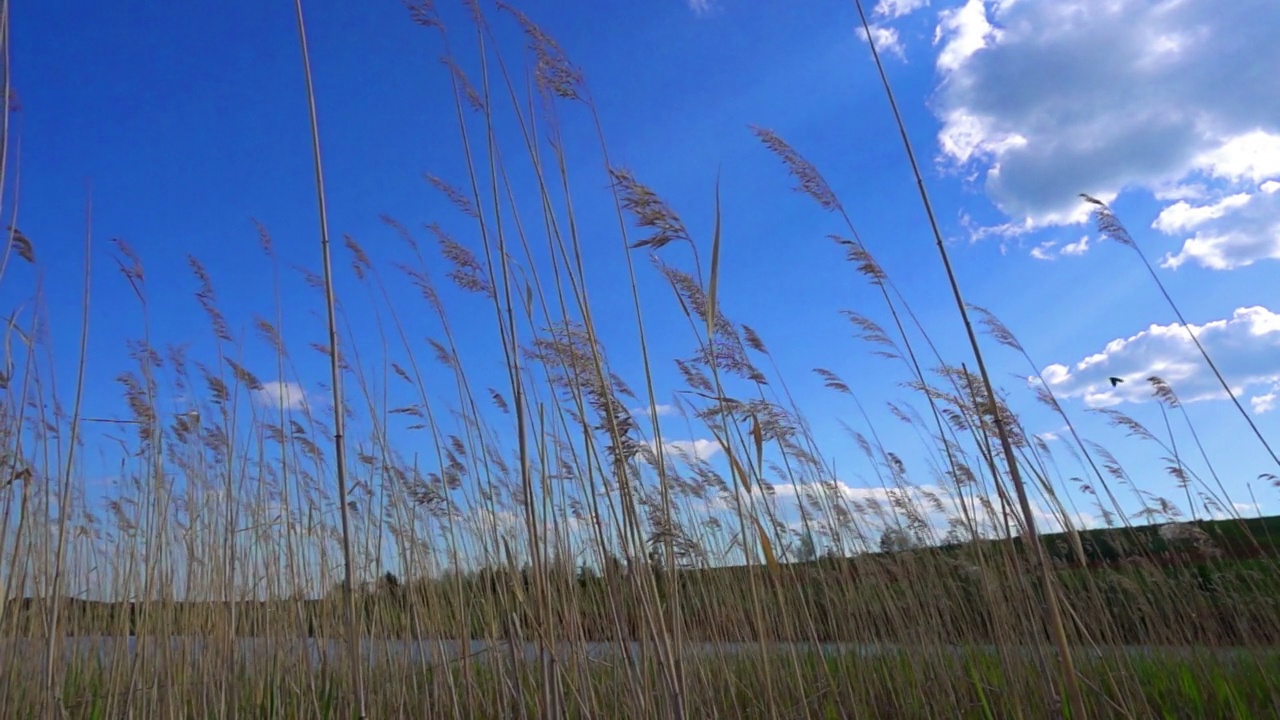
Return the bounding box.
[6,0,1280,570]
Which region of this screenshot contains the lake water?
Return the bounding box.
[0,636,1255,671]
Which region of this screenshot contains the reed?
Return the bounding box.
[0,2,1276,718]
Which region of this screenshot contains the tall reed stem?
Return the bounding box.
[43,192,91,720]
[291,1,366,716]
[851,2,1086,717]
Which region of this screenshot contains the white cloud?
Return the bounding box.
[1041,306,1280,410]
[688,0,714,15]
[650,438,722,463]
[1158,184,1280,270]
[1252,385,1279,414]
[1152,193,1252,235]
[1195,130,1280,183]
[930,0,1280,268]
[771,479,942,503]
[1153,183,1211,203]
[253,380,311,411]
[770,479,1100,539]
[876,0,929,19]
[632,403,677,418]
[1060,234,1091,256]
[469,508,521,538]
[1029,240,1057,260]
[1036,426,1067,443]
[933,0,997,73]
[861,24,906,60]
[1028,234,1089,260]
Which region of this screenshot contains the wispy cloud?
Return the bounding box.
[632,403,678,418]
[1028,235,1090,260]
[252,380,311,411]
[1252,384,1279,414]
[687,0,714,16]
[1035,426,1066,443]
[875,0,928,20]
[1029,240,1057,260]
[859,24,906,61]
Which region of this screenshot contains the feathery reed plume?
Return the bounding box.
[401,0,441,30]
[441,56,485,113]
[188,257,233,343]
[497,2,584,101]
[1148,374,1242,518]
[429,223,494,297]
[740,325,768,354]
[426,174,480,219]
[6,226,31,263]
[750,126,842,212]
[610,168,693,251]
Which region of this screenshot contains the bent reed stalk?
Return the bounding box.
[851,1,1085,716]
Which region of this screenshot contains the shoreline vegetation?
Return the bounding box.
[5,516,1280,646]
[3,0,1279,717]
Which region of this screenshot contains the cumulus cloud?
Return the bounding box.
[934,0,996,74]
[1152,193,1252,234]
[1040,306,1280,410]
[650,439,722,463]
[1157,181,1280,270]
[253,380,311,411]
[927,0,1280,268]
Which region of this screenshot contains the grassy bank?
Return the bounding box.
[8,516,1280,647]
[2,644,1276,719]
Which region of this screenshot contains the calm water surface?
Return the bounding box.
[0,636,1254,670]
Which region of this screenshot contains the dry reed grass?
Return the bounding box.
[0,1,1278,718]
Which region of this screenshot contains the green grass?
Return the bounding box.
[3,646,1276,719]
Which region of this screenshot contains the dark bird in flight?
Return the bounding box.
[1108,377,1124,387]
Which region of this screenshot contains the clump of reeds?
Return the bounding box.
[0,1,1277,719]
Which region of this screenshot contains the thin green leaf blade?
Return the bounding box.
[706,175,722,343]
